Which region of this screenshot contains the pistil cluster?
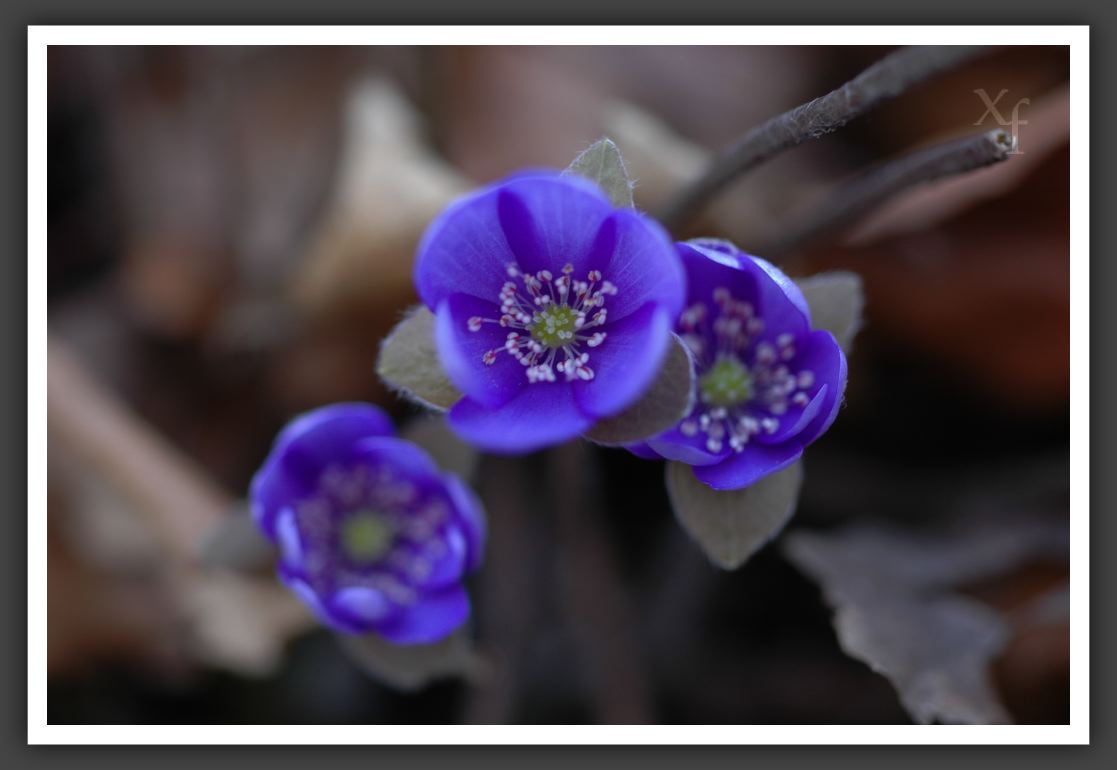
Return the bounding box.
[678,287,817,455]
[468,262,617,384]
[292,462,453,608]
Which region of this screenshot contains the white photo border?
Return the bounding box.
[28,25,1089,744]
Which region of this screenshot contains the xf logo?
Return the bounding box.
[973,88,1029,154]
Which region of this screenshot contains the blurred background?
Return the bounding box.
[46,45,1070,725]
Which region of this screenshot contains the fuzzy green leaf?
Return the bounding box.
[795,271,864,353]
[376,306,461,411]
[665,460,803,570]
[584,333,695,445]
[564,138,635,208]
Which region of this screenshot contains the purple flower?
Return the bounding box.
[630,240,847,491]
[250,403,486,644]
[414,171,686,453]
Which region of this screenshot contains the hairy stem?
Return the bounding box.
[767,128,1016,257]
[659,45,990,230]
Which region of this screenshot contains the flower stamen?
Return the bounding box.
[676,288,819,454]
[470,263,616,383]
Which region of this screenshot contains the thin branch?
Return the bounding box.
[767,128,1016,257]
[659,45,990,230]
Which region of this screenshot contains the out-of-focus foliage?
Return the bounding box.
[293,78,470,324]
[339,627,489,693]
[400,415,481,482]
[196,507,275,572]
[784,515,1068,724]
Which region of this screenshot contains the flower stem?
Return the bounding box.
[549,441,653,724]
[658,45,990,231]
[464,454,543,723]
[767,128,1016,257]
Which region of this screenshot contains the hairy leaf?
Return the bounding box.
[795,271,865,353]
[666,460,803,570]
[584,333,695,445]
[376,306,461,411]
[337,626,487,692]
[564,138,635,209]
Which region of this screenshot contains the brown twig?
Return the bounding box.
[766,128,1016,257]
[659,45,990,230]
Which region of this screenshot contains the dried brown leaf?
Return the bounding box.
[784,517,1068,724]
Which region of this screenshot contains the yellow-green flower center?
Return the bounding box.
[699,357,753,407]
[340,511,395,563]
[530,305,579,349]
